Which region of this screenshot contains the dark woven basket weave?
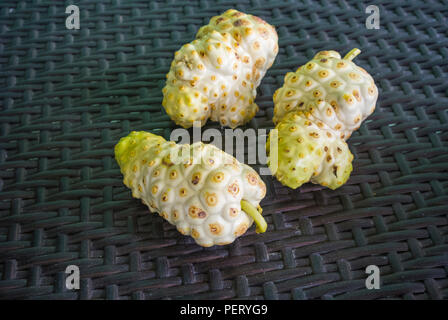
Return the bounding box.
[0,0,447,300]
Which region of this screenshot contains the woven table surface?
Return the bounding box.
[1,0,447,300]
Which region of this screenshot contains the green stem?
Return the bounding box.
[241,200,267,234]
[343,48,361,61]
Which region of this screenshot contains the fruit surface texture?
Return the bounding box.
[115,131,267,247]
[268,49,378,190]
[163,9,278,128]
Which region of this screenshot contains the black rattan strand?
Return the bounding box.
[0,0,447,300]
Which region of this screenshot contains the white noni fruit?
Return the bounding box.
[115,131,267,247]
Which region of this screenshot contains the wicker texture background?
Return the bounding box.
[0,0,447,300]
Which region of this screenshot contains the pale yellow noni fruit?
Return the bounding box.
[163,9,278,128]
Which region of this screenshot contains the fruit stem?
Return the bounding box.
[241,200,267,234]
[343,48,361,61]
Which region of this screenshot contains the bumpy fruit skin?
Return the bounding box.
[267,112,353,189]
[115,131,266,247]
[162,9,278,129]
[268,49,378,190]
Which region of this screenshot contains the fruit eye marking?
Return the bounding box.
[189,206,207,219]
[192,173,201,185]
[318,70,329,78]
[209,223,222,235]
[247,173,258,185]
[229,208,239,217]
[234,223,249,236]
[205,192,218,206]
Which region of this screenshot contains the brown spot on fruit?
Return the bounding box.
[205,192,218,207]
[229,208,239,217]
[306,63,315,70]
[179,188,187,197]
[349,72,359,80]
[209,223,223,235]
[192,173,201,185]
